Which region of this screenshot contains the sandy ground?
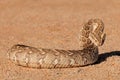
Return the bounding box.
[0,0,120,80]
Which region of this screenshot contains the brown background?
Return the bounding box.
[0,0,120,80]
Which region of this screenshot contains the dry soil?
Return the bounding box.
[0,0,120,80]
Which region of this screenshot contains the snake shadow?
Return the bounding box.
[94,51,120,65]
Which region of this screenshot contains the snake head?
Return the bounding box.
[88,19,106,46]
[79,18,106,49]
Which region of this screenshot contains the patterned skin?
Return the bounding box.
[8,19,106,69]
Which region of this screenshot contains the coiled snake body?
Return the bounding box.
[8,19,106,69]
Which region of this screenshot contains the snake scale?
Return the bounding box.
[8,19,106,69]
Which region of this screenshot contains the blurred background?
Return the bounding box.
[0,0,120,80]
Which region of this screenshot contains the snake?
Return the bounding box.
[8,19,106,69]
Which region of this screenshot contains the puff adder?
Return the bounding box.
[8,19,106,69]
